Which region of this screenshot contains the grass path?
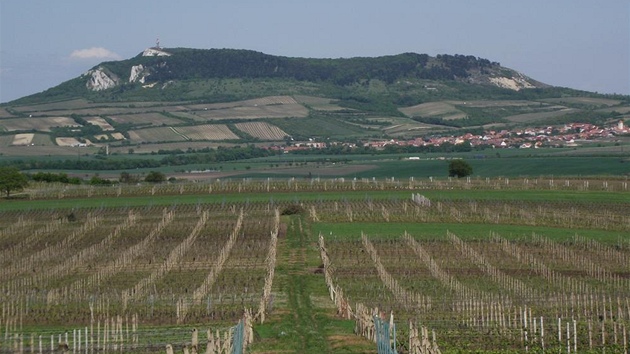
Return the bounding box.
[249,215,373,353]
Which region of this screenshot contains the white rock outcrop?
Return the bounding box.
[489,73,535,91]
[142,48,171,57]
[129,64,148,83]
[85,68,118,91]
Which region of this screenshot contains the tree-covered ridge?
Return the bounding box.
[8,48,536,105]
[123,49,501,85]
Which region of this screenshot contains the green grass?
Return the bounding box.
[312,222,629,243]
[2,187,628,211]
[249,215,373,353]
[343,156,630,178]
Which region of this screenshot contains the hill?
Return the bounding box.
[1,47,629,156]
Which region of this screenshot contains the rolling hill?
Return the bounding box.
[1,47,628,156]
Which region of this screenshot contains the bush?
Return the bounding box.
[281,204,305,215]
[145,171,166,183]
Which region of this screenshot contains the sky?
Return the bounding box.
[1,0,629,103]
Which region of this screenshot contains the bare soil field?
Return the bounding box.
[11,133,35,146]
[84,117,114,131]
[234,122,288,140]
[175,124,239,140]
[0,116,78,132]
[55,137,82,146]
[5,133,54,146]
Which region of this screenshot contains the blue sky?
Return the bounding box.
[1,0,628,103]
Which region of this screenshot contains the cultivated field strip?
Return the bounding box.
[361,234,432,311]
[233,122,288,140]
[23,177,630,202]
[174,124,239,141]
[324,231,630,352]
[191,210,244,304]
[491,232,590,294]
[52,209,175,297]
[572,234,630,269]
[0,205,277,327]
[255,209,280,323]
[312,198,630,232]
[0,214,102,281]
[123,211,209,303]
[1,212,137,294]
[447,232,536,299]
[403,233,487,300]
[532,234,630,290]
[0,218,65,264]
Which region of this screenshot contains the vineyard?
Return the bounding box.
[233,122,288,141]
[0,177,629,353]
[175,125,240,141]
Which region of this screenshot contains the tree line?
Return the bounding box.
[0,146,277,171]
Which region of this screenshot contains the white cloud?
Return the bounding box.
[70,47,121,60]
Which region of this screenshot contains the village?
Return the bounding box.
[282,120,629,152]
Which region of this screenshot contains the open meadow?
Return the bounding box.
[0,177,629,353]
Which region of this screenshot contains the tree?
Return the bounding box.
[145,171,166,183]
[0,167,28,197]
[119,171,139,184]
[448,159,473,178]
